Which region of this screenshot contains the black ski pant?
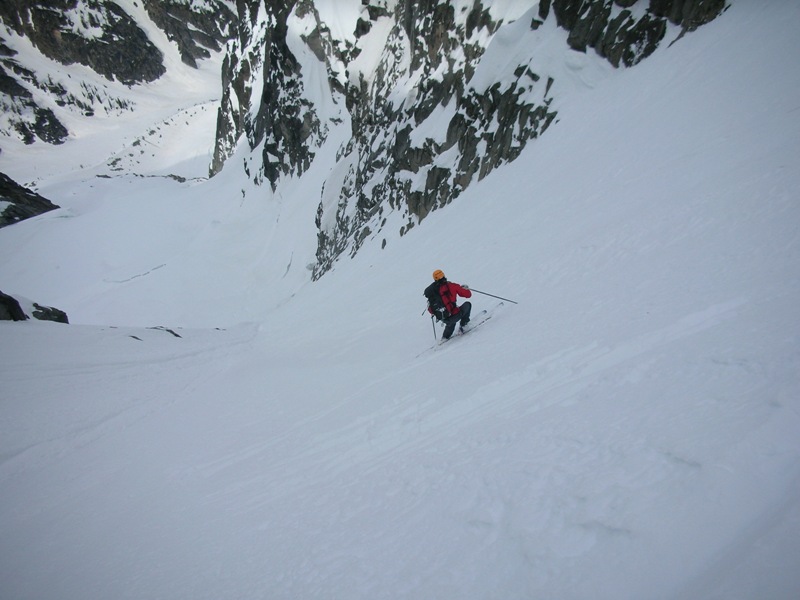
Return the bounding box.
[442,302,472,339]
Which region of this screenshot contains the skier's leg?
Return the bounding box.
[459,301,472,326]
[442,314,458,339]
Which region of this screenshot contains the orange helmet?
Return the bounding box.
[432,269,445,281]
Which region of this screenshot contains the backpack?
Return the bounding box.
[424,280,451,321]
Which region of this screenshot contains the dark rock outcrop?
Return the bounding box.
[0,290,27,321]
[0,43,70,144]
[0,171,60,227]
[0,0,166,85]
[142,0,237,68]
[211,0,327,182]
[540,0,727,67]
[31,302,69,323]
[0,290,68,323]
[650,0,728,31]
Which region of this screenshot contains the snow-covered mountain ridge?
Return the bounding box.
[0,0,730,327]
[0,0,235,146]
[1,1,726,273]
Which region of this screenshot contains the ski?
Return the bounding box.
[438,310,490,344]
[416,302,505,358]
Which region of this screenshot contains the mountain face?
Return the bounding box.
[0,0,236,145]
[0,1,726,278]
[210,0,726,278]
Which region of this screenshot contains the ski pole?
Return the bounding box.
[468,287,518,304]
[430,315,439,341]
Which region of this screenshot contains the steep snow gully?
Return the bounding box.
[1,2,800,600]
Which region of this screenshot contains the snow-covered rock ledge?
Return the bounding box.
[0,172,59,228]
[0,290,68,323]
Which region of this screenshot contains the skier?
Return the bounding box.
[425,269,472,340]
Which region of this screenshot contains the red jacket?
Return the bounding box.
[434,281,471,316]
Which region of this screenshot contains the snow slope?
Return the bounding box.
[2,2,800,599]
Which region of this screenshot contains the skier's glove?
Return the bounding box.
[463,284,470,290]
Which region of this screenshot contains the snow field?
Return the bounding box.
[1,1,800,599]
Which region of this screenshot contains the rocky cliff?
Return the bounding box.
[543,0,725,65]
[0,0,236,145]
[211,0,727,279]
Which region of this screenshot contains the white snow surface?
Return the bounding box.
[2,2,800,599]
